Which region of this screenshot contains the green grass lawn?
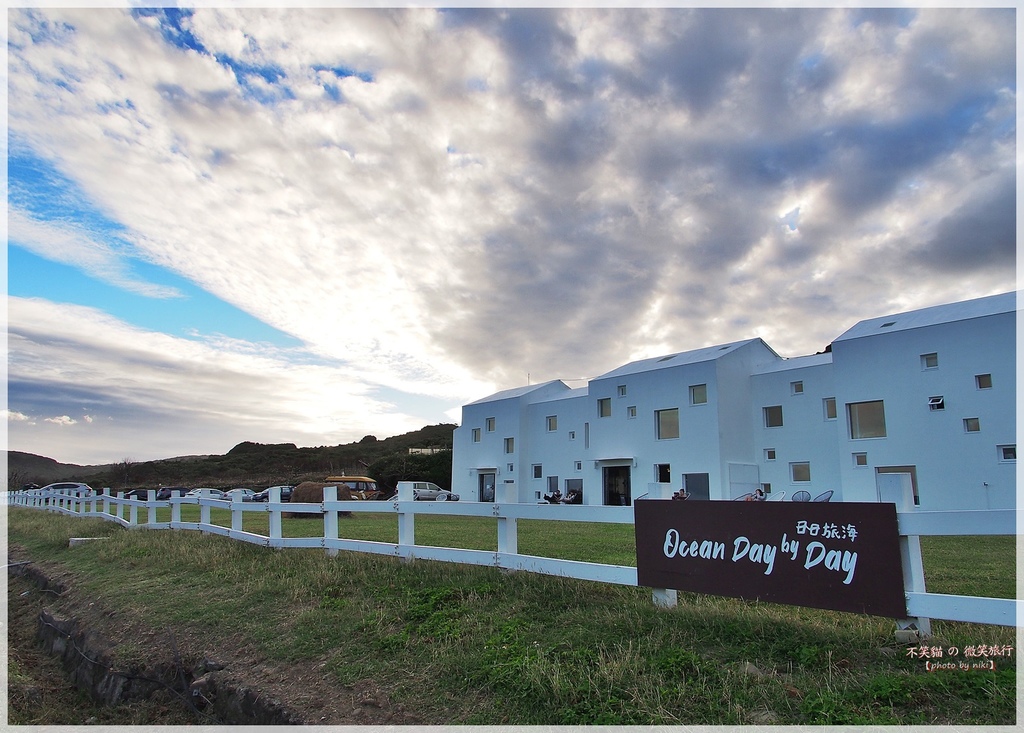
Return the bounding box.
[7,506,1016,725]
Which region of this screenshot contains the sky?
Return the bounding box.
[5,6,1017,466]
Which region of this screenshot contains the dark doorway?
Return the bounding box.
[479,472,495,502]
[603,465,631,505]
[683,473,710,500]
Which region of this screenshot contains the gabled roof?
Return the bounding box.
[594,338,777,380]
[466,379,570,406]
[834,292,1015,343]
[753,351,832,375]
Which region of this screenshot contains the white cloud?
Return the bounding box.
[45,415,78,426]
[5,8,1015,463]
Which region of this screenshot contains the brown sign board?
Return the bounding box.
[634,500,907,618]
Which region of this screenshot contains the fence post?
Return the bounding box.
[878,473,932,640]
[171,495,181,526]
[397,482,415,552]
[497,481,518,557]
[200,495,211,531]
[102,488,111,519]
[147,489,157,525]
[231,491,244,533]
[269,486,283,546]
[647,482,678,609]
[129,494,139,526]
[324,486,338,557]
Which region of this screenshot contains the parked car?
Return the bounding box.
[407,481,460,501]
[325,475,385,500]
[36,482,94,498]
[185,488,226,500]
[252,486,294,502]
[123,488,154,500]
[156,487,190,500]
[225,488,256,502]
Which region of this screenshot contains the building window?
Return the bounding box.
[690,384,708,405]
[598,398,612,417]
[848,400,886,439]
[998,445,1016,462]
[976,373,993,389]
[853,452,868,467]
[486,417,495,432]
[574,461,582,471]
[504,437,515,453]
[761,483,772,494]
[627,406,637,419]
[963,418,981,433]
[928,396,945,411]
[764,448,776,461]
[507,463,514,472]
[921,352,939,370]
[656,408,680,440]
[617,384,627,397]
[791,380,804,395]
[764,405,784,428]
[569,431,576,440]
[823,397,837,420]
[472,428,481,442]
[791,462,811,482]
[532,464,542,479]
[546,415,557,432]
[656,464,671,483]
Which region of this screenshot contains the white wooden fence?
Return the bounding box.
[8,481,1018,633]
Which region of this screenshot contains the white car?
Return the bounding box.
[186,488,226,500]
[410,482,460,502]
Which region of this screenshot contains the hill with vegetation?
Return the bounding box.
[6,424,456,492]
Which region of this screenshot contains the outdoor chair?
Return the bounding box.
[812,490,834,502]
[790,490,811,502]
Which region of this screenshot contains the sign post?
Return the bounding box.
[634,500,907,618]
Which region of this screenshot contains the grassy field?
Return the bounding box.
[6,506,1017,725]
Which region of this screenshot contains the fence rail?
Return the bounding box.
[6,486,1017,632]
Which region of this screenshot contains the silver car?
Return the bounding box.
[411,482,460,501]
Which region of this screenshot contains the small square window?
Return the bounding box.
[964,418,981,433]
[546,415,557,431]
[568,431,576,440]
[472,428,481,442]
[853,452,868,467]
[533,464,542,479]
[627,406,637,419]
[764,448,776,461]
[574,461,582,471]
[791,380,804,395]
[823,397,837,420]
[928,396,945,411]
[764,405,784,428]
[921,352,939,370]
[998,445,1016,462]
[486,417,495,432]
[761,483,772,494]
[690,384,708,405]
[617,385,627,397]
[507,463,514,472]
[976,373,993,389]
[791,462,811,482]
[598,398,612,417]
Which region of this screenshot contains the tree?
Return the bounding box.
[117,457,136,488]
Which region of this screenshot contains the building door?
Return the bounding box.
[683,473,710,501]
[479,472,496,502]
[603,465,631,505]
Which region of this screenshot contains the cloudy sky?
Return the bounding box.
[6,6,1016,465]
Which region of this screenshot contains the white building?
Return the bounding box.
[451,292,1016,511]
